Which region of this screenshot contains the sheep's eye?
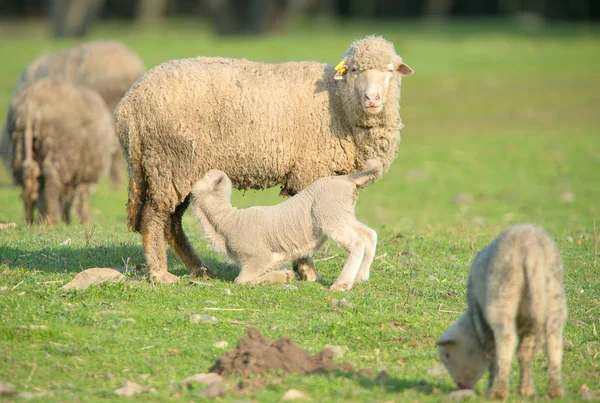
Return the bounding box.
[350,66,358,72]
[387,69,394,73]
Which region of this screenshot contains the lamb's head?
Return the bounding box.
[436,314,488,390]
[191,169,233,202]
[334,35,413,117]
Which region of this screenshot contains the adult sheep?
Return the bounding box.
[6,78,114,224]
[116,35,413,284]
[0,41,146,188]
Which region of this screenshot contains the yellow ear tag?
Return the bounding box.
[334,60,345,71]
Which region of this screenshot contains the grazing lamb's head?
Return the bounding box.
[436,314,489,390]
[334,35,413,116]
[192,169,233,202]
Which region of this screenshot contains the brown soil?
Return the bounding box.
[210,326,356,377]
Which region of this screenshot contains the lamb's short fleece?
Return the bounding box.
[191,159,383,291]
[116,35,413,284]
[437,224,567,400]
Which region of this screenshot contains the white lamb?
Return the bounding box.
[190,159,383,291]
[437,224,567,399]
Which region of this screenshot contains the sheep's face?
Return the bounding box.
[192,169,233,202]
[437,318,489,390]
[334,56,413,115]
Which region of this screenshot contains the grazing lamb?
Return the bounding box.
[191,159,382,290]
[116,35,413,284]
[437,224,567,399]
[6,78,114,224]
[0,41,146,187]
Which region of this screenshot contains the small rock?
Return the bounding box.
[0,382,17,396]
[221,288,232,295]
[560,192,575,204]
[188,314,218,324]
[282,389,309,401]
[114,381,147,397]
[196,380,225,399]
[180,373,223,388]
[565,236,574,243]
[443,389,476,402]
[59,238,72,246]
[281,284,298,291]
[214,340,228,349]
[428,275,437,281]
[401,249,416,256]
[323,344,347,358]
[0,286,8,291]
[189,280,215,287]
[332,298,353,308]
[0,222,16,230]
[62,268,126,290]
[427,364,448,377]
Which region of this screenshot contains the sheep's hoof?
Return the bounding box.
[149,272,180,284]
[486,386,508,400]
[330,282,352,292]
[190,266,217,279]
[548,384,563,398]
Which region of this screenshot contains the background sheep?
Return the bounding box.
[0,41,146,188]
[436,224,567,399]
[6,78,114,224]
[116,35,413,284]
[191,159,382,290]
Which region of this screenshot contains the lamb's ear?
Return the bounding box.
[212,174,225,191]
[333,60,349,81]
[436,333,456,346]
[397,62,413,76]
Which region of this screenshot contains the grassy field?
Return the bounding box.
[0,17,599,402]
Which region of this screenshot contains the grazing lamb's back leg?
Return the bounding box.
[240,269,296,285]
[546,282,567,398]
[328,226,365,291]
[517,330,537,397]
[40,159,62,225]
[76,185,91,225]
[352,221,377,283]
[140,203,179,284]
[164,196,216,278]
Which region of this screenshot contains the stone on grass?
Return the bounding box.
[62,268,125,290]
[195,380,225,399]
[427,364,449,377]
[281,284,298,291]
[443,389,476,402]
[214,340,229,349]
[282,389,310,401]
[324,344,348,359]
[221,288,232,295]
[332,298,353,308]
[0,382,17,397]
[180,373,223,388]
[188,314,218,324]
[114,381,147,397]
[16,325,48,331]
[0,286,8,292]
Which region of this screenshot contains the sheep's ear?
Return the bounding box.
[334,60,349,81]
[212,174,225,190]
[436,334,456,346]
[397,62,413,76]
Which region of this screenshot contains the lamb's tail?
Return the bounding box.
[346,159,383,189]
[115,100,145,233]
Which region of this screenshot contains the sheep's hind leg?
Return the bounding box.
[517,331,536,397]
[141,203,179,284]
[164,197,216,278]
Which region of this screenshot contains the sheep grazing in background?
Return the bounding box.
[191,159,382,290]
[116,35,413,284]
[6,78,114,224]
[0,41,146,188]
[437,224,567,400]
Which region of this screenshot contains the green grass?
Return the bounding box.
[0,17,599,402]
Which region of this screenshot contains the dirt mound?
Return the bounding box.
[210,326,356,377]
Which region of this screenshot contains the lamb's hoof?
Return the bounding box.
[486,387,508,400]
[149,272,180,284]
[548,384,563,398]
[191,266,217,279]
[330,282,352,292]
[518,384,534,398]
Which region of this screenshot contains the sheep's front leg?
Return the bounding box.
[141,203,179,284]
[329,227,365,291]
[164,197,216,278]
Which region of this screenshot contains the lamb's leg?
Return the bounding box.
[40,160,62,225]
[234,260,267,284]
[352,221,377,283]
[293,257,321,282]
[164,197,216,278]
[140,203,179,284]
[77,185,90,225]
[109,149,123,189]
[546,295,566,398]
[517,331,536,397]
[486,319,518,400]
[241,269,296,285]
[328,227,365,291]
